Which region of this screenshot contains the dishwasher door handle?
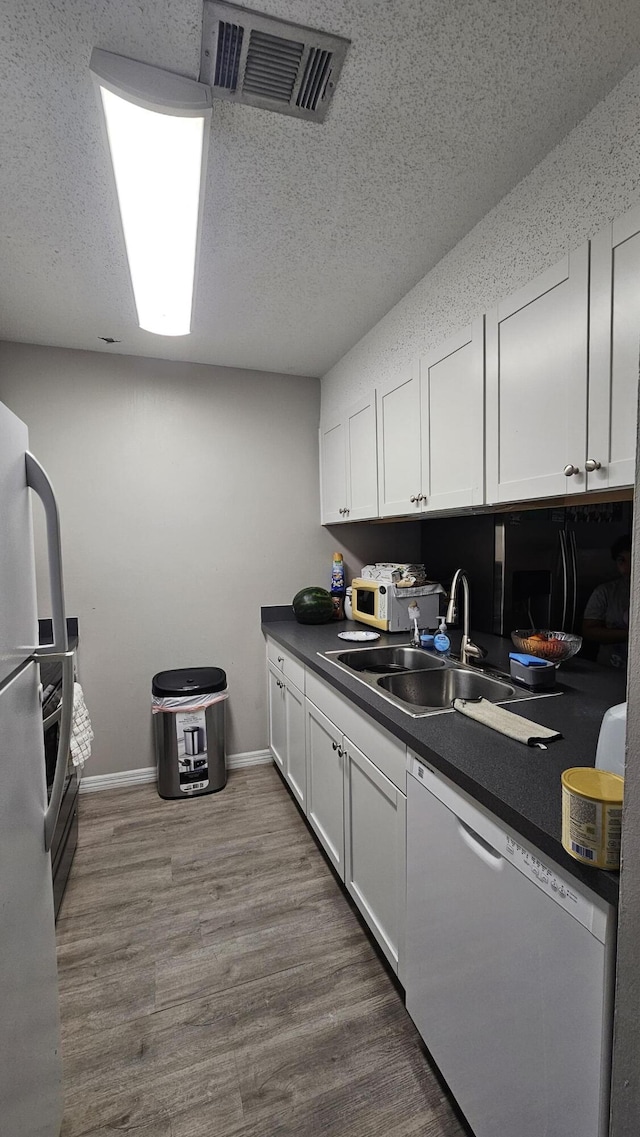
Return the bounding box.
[457,819,504,870]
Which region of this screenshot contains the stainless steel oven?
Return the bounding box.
[41,655,79,919]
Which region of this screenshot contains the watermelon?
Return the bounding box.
[292,586,334,625]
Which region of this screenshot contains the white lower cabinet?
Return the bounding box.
[267,661,286,772]
[284,678,306,810]
[267,644,407,976]
[305,700,345,879]
[266,642,306,809]
[343,738,406,980]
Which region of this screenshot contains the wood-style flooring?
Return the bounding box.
[56,764,466,1137]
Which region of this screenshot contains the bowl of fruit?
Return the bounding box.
[511,629,583,666]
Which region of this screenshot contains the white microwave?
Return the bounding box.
[351,578,441,633]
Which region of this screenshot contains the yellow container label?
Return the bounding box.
[561,767,623,870]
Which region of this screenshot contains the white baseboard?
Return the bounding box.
[79,767,156,793]
[78,749,273,794]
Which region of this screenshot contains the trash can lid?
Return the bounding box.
[152,667,227,697]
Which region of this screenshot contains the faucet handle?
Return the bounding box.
[464,640,487,663]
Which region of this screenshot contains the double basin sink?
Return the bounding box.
[321,644,558,718]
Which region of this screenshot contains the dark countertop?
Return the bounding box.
[262,610,626,906]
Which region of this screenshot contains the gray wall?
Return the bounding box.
[321,61,640,418]
[0,342,419,776]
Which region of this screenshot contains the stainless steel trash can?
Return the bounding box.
[152,667,227,800]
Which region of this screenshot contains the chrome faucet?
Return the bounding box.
[445,569,487,666]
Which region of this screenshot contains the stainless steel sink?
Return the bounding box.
[377,668,515,710]
[335,647,445,674]
[320,642,561,718]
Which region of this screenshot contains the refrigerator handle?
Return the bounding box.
[42,650,75,852]
[559,531,569,632]
[25,453,68,654]
[569,531,578,632]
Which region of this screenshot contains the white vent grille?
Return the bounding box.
[296,47,333,112]
[201,2,350,123]
[243,30,304,102]
[214,21,244,90]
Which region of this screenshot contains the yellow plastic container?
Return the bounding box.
[561,767,624,870]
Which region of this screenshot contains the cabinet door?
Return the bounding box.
[284,679,306,810]
[588,204,640,490]
[420,318,485,511]
[376,366,423,517]
[486,244,589,503]
[345,394,378,520]
[267,662,285,771]
[319,418,347,524]
[343,739,406,978]
[305,700,344,879]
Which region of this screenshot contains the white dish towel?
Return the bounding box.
[70,682,94,768]
[453,697,562,748]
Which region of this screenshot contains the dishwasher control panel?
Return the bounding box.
[503,835,597,933]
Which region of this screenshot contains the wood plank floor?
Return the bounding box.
[56,765,466,1137]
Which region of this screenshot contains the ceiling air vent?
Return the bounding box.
[214,21,244,89]
[200,1,350,123]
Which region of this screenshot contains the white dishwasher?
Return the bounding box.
[406,755,615,1137]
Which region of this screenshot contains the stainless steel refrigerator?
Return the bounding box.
[0,400,74,1137]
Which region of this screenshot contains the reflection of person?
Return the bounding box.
[582,535,631,667]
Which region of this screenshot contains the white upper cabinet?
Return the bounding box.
[377,322,485,517]
[587,203,640,491]
[377,365,423,517]
[319,418,347,524]
[485,244,590,504]
[345,394,378,520]
[420,318,485,512]
[320,394,378,523]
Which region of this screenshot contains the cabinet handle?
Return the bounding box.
[563,464,581,477]
[339,508,344,515]
[417,493,426,503]
[585,458,602,472]
[344,507,349,515]
[337,747,344,758]
[332,741,338,751]
[277,656,284,663]
[410,495,417,503]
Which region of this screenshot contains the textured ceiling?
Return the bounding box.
[3,0,640,377]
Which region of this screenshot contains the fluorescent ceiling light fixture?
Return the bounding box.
[90,49,211,337]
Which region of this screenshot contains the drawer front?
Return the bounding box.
[266,639,306,693]
[306,670,406,792]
